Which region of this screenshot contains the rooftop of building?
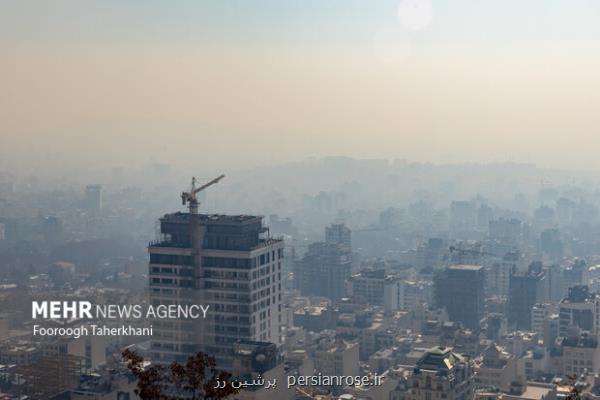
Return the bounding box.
[161,212,263,225]
[516,384,554,400]
[561,285,596,304]
[416,346,464,371]
[560,333,598,349]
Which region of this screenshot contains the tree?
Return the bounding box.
[122,349,239,400]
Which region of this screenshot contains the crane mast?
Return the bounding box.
[181,174,225,214]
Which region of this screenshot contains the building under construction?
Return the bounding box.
[148,176,284,369]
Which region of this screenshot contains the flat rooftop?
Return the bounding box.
[161,212,262,225]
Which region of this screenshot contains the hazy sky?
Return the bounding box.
[2,0,600,173]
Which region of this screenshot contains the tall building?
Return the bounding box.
[488,251,519,297]
[561,259,588,297]
[435,265,485,329]
[325,222,351,248]
[385,279,433,313]
[541,228,564,262]
[415,238,446,270]
[84,184,102,211]
[558,285,600,337]
[296,242,351,302]
[148,212,283,368]
[531,303,557,336]
[347,268,387,305]
[489,218,522,246]
[508,262,548,331]
[405,346,474,400]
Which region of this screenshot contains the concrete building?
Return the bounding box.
[325,222,351,248]
[84,184,102,211]
[293,306,337,332]
[415,238,446,270]
[531,303,557,336]
[232,340,294,400]
[42,335,106,371]
[475,344,520,392]
[559,332,600,376]
[558,286,600,337]
[435,265,485,330]
[558,285,600,337]
[489,251,519,298]
[347,268,387,305]
[295,242,351,302]
[405,346,474,400]
[508,262,548,331]
[70,369,137,400]
[489,218,522,247]
[148,213,283,368]
[0,342,40,365]
[313,337,359,378]
[561,259,588,298]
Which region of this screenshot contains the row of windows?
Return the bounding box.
[259,249,284,265]
[150,254,193,265]
[151,277,194,288]
[202,257,252,269]
[204,270,249,280]
[151,266,193,276]
[212,304,251,313]
[202,252,283,270]
[212,292,251,302]
[205,281,249,290]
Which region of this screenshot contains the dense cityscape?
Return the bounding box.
[3,0,600,399]
[1,159,600,399]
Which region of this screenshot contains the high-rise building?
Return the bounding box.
[84,184,102,211]
[508,262,548,331]
[296,242,351,302]
[558,285,600,337]
[347,268,387,305]
[488,251,519,297]
[325,222,351,248]
[434,265,485,329]
[385,279,433,313]
[561,259,588,297]
[415,238,446,270]
[531,303,557,336]
[541,228,564,262]
[405,346,474,400]
[148,212,283,368]
[489,218,522,246]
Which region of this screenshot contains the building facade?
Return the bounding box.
[435,265,485,330]
[148,213,283,368]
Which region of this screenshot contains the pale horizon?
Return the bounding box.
[2,1,600,174]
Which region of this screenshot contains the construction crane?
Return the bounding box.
[181,174,225,214]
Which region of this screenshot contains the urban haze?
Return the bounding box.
[1,1,600,399]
